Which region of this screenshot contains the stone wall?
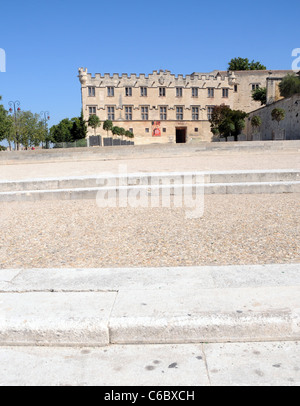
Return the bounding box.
[246,93,300,141]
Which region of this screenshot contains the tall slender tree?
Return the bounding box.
[88,114,101,136]
[103,120,113,138]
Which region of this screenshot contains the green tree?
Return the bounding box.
[125,130,134,139]
[103,120,113,138]
[0,97,14,149]
[251,116,262,133]
[271,108,285,126]
[50,115,87,144]
[18,111,45,149]
[119,127,126,139]
[228,57,266,71]
[279,74,300,98]
[88,114,101,136]
[50,118,74,143]
[210,105,248,141]
[252,87,267,105]
[112,126,122,138]
[71,111,87,141]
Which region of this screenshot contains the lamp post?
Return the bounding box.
[40,111,50,149]
[8,101,21,150]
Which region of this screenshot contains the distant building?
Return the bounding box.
[78,68,292,144]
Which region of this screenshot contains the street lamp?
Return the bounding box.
[40,111,50,149]
[8,101,21,150]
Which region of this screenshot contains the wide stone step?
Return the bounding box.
[0,265,299,346]
[0,180,299,202]
[0,170,300,192]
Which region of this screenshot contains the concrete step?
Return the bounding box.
[0,264,299,347]
[0,181,299,202]
[0,170,300,201]
[1,170,299,192]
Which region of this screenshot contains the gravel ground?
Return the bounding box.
[0,194,299,268]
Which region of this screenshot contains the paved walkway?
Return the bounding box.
[1,342,299,386]
[1,148,300,181]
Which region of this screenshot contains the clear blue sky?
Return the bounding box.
[0,0,299,128]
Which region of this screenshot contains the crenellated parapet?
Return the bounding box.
[78,68,232,88]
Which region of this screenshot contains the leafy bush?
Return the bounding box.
[279,75,300,98]
[252,88,267,105]
[271,108,285,125]
[210,105,248,141]
[251,116,262,129]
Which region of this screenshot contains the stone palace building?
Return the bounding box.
[78,68,292,144]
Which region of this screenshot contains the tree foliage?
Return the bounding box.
[18,111,46,149]
[252,87,267,105]
[210,105,247,141]
[228,57,266,71]
[88,114,101,136]
[279,74,300,98]
[271,108,285,125]
[71,111,87,141]
[50,119,74,143]
[103,120,113,137]
[0,97,13,144]
[111,126,134,139]
[50,114,87,143]
[251,116,262,129]
[125,130,134,138]
[112,126,122,137]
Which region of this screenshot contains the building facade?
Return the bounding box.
[79,68,292,144]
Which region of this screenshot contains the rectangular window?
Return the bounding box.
[207,106,215,120]
[160,107,167,120]
[107,106,115,121]
[176,87,183,97]
[125,106,132,121]
[234,85,238,93]
[208,88,214,98]
[140,87,147,97]
[88,106,96,116]
[159,87,166,97]
[141,106,149,120]
[145,128,150,133]
[107,87,114,97]
[195,128,199,132]
[192,107,199,120]
[222,88,229,98]
[163,128,166,133]
[252,84,260,91]
[125,87,132,97]
[176,107,184,120]
[88,87,95,97]
[192,87,198,97]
